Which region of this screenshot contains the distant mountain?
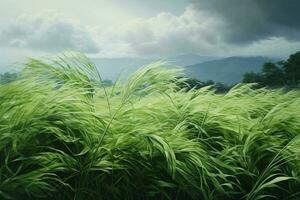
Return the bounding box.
[93,54,216,80]
[185,56,275,84]
[93,58,153,81]
[0,54,277,85]
[166,54,217,66]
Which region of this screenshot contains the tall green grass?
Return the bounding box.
[0,53,299,200]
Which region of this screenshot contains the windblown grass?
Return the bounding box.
[0,53,299,200]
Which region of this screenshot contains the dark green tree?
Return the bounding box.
[214,82,232,93]
[261,62,284,86]
[243,72,263,83]
[204,80,215,86]
[283,51,300,86]
[179,77,206,90]
[0,72,18,84]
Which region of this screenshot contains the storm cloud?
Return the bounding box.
[97,1,300,57]
[100,6,224,57]
[192,0,300,44]
[0,1,299,59]
[0,13,99,53]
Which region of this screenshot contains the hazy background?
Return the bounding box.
[0,0,299,82]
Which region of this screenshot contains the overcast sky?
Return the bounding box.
[1,0,300,70]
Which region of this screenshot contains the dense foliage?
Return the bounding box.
[0,72,17,84]
[243,51,300,87]
[0,53,299,200]
[176,77,232,93]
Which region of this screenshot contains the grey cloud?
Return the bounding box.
[192,0,300,44]
[3,2,297,58]
[107,7,222,57]
[0,14,99,53]
[94,2,300,58]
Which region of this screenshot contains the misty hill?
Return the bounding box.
[93,58,152,81]
[0,54,276,85]
[185,56,275,84]
[167,54,216,66]
[93,54,216,80]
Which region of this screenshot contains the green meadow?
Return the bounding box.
[0,53,299,200]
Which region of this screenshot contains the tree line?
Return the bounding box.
[243,51,300,87]
[182,51,300,92]
[1,51,299,91]
[177,78,232,93]
[0,72,17,84]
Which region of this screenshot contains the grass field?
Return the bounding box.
[0,53,299,200]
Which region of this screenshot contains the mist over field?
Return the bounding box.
[0,1,300,200]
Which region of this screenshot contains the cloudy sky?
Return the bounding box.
[1,0,300,70]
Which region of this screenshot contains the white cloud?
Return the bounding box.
[94,4,300,58]
[0,5,299,59]
[0,13,99,53]
[94,5,224,57]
